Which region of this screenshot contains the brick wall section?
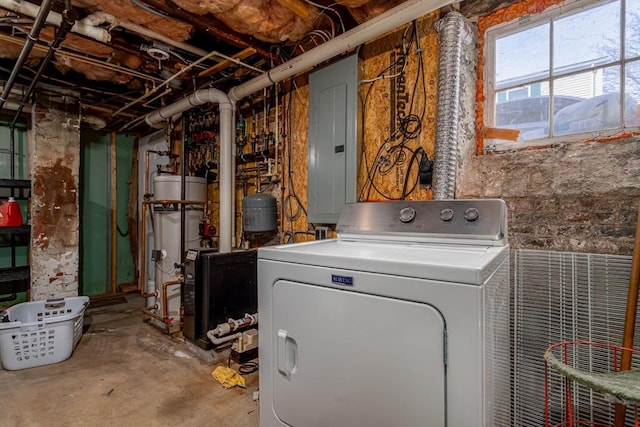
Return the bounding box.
[457,138,640,255]
[30,95,81,300]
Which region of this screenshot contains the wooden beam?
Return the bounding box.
[481,126,520,141]
[276,0,311,18]
[614,204,640,426]
[198,47,257,78]
[110,131,118,296]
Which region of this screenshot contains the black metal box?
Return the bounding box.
[182,248,257,349]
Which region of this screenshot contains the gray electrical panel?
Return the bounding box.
[308,54,359,224]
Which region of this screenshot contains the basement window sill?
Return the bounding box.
[484,127,640,153]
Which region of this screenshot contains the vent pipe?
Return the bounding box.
[432,12,471,200]
[229,0,454,102]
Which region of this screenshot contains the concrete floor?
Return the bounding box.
[0,295,259,427]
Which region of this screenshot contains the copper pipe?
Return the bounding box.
[161,280,182,319]
[139,202,147,296]
[614,204,640,426]
[142,307,169,324]
[144,149,167,198]
[110,131,118,296]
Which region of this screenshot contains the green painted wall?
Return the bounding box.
[80,130,135,296]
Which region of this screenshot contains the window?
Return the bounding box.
[485,0,640,151]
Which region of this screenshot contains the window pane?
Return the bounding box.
[494,82,551,140]
[627,0,640,59]
[495,23,549,88]
[553,1,620,74]
[553,66,621,136]
[624,60,640,126]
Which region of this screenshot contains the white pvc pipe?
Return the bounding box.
[118,21,208,57]
[207,330,242,346]
[145,88,234,253]
[228,0,454,102]
[0,0,111,43]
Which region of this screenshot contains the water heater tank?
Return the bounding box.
[243,193,277,232]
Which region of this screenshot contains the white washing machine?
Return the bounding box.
[258,199,511,427]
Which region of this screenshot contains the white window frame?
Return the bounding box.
[484,0,640,152]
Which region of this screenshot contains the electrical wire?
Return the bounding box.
[358,20,428,201]
[302,0,346,34]
[239,362,259,374]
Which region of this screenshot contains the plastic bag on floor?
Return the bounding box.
[212,366,246,389]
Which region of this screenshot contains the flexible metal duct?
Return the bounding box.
[432,12,471,200]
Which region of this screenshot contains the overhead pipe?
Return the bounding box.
[0,0,111,43]
[228,0,454,102]
[0,0,53,112]
[10,9,77,128]
[432,12,471,200]
[146,0,454,253]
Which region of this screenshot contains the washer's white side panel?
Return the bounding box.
[272,280,446,427]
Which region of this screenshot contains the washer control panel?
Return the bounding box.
[337,199,507,244]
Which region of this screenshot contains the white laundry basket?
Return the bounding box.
[0,296,89,370]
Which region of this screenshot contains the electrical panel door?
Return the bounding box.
[308,54,359,223]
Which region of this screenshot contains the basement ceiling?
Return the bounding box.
[0,0,496,131]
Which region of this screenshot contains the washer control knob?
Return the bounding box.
[439,208,454,222]
[399,207,417,223]
[464,207,480,222]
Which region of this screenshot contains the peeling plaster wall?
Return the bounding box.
[457,139,640,254]
[30,95,81,300]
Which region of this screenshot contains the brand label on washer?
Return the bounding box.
[331,274,353,286]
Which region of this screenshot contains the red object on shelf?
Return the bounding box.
[0,197,23,227]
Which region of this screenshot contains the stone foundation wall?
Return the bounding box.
[457,138,640,255]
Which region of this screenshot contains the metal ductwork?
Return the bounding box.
[432,12,472,200]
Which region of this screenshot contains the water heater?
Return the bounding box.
[152,176,206,327]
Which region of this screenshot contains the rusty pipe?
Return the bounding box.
[162,279,182,319]
[139,202,147,296]
[144,149,171,198]
[142,307,170,324]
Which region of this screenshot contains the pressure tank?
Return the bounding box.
[242,193,277,233]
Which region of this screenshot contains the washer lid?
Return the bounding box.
[258,239,508,285]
